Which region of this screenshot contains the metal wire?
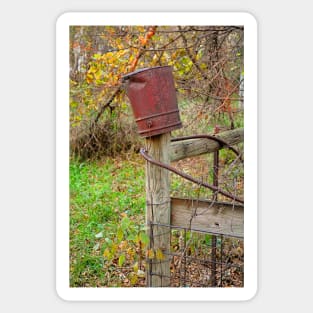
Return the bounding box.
[146,222,244,287]
[140,148,244,204]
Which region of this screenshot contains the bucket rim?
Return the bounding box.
[122,65,172,81]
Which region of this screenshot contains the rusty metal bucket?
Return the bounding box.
[123,66,182,137]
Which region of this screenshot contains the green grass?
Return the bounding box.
[70,155,146,287]
[70,148,243,287]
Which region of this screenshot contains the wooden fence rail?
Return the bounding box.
[171,197,244,238]
[170,128,243,162]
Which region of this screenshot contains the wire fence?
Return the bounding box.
[145,139,244,287]
[147,213,243,287]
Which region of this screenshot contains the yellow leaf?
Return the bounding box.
[133,262,138,273]
[156,248,165,261]
[146,249,155,259]
[88,66,97,73]
[103,248,111,258]
[130,273,138,285]
[94,70,102,80]
[86,73,93,84]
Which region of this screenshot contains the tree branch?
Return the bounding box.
[91,26,158,127]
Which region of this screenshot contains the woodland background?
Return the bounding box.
[69,25,244,159]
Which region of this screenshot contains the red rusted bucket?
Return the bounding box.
[123,66,182,137]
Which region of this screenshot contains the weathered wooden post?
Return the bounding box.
[123,66,182,287]
[145,133,171,287]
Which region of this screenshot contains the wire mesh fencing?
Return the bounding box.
[146,215,243,287]
[145,146,244,287]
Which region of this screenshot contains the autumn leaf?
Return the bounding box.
[139,232,149,246]
[156,248,165,261]
[130,273,138,285]
[133,262,139,273]
[146,249,155,259]
[118,254,126,267]
[117,228,123,242]
[139,36,146,45]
